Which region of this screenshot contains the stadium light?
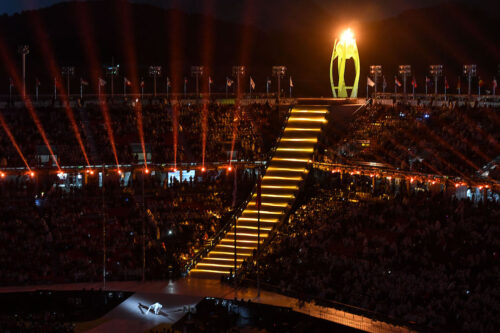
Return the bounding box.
[232,66,246,99]
[272,66,287,100]
[191,66,204,98]
[61,66,75,96]
[463,64,477,97]
[105,58,119,97]
[148,66,162,97]
[369,65,382,94]
[429,65,443,95]
[18,45,30,97]
[398,65,411,96]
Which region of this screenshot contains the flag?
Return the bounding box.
[250,77,255,90]
[425,76,430,84]
[493,78,498,89]
[226,77,234,87]
[140,80,145,88]
[36,78,41,86]
[9,78,13,87]
[184,77,188,84]
[166,77,171,87]
[478,78,485,87]
[289,76,294,88]
[457,79,461,90]
[98,78,106,86]
[395,76,402,87]
[208,76,213,85]
[124,77,132,86]
[445,77,449,89]
[80,78,89,86]
[267,77,272,85]
[382,76,387,90]
[411,77,417,88]
[367,76,375,87]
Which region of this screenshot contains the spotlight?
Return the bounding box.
[201,167,206,172]
[228,166,232,172]
[117,169,122,175]
[0,172,5,178]
[90,170,94,175]
[30,171,35,177]
[144,168,150,174]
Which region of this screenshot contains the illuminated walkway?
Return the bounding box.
[190,105,330,277]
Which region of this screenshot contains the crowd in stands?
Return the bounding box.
[0,101,283,168]
[242,171,500,332]
[317,103,500,180]
[0,168,255,285]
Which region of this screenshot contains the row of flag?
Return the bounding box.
[366,75,497,92]
[14,76,294,90]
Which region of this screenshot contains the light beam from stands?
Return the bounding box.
[73,1,120,168]
[0,113,32,171]
[26,9,91,167]
[0,36,61,171]
[115,0,148,170]
[166,3,185,170]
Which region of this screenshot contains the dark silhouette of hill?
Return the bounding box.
[0,0,497,96]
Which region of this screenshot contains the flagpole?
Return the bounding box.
[54,78,57,100]
[167,80,170,99]
[444,78,447,101]
[80,80,83,100]
[226,80,228,98]
[366,76,369,99]
[208,79,211,98]
[249,77,252,99]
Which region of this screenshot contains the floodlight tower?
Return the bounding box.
[191,66,204,98]
[232,66,246,99]
[272,66,287,100]
[398,65,411,96]
[148,66,162,97]
[369,65,382,94]
[106,58,119,97]
[429,65,443,95]
[463,64,477,97]
[61,66,75,96]
[18,45,30,97]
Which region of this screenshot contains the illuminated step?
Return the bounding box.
[210,251,252,256]
[288,117,327,123]
[221,239,260,244]
[264,175,302,181]
[248,201,288,207]
[197,263,235,268]
[236,225,273,231]
[244,209,281,215]
[267,167,305,173]
[261,185,298,190]
[272,157,309,163]
[284,128,321,132]
[238,217,279,222]
[217,244,257,250]
[227,232,269,238]
[190,268,230,274]
[205,257,244,262]
[276,147,314,153]
[291,109,328,114]
[259,194,295,199]
[281,138,317,142]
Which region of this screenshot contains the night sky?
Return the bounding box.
[0,0,476,25]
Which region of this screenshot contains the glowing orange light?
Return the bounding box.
[30,171,35,177]
[201,167,206,172]
[0,172,5,178]
[340,28,355,44]
[144,168,150,174]
[228,166,232,172]
[478,186,483,190]
[90,170,94,175]
[410,178,414,183]
[455,183,460,188]
[118,169,122,175]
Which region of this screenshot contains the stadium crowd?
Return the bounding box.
[317,102,500,180]
[242,171,500,332]
[0,101,283,168]
[0,168,255,285]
